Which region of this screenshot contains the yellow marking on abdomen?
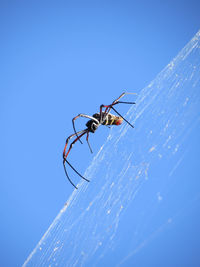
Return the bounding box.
[110,118,115,125]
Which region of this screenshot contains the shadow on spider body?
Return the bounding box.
[63,92,136,189]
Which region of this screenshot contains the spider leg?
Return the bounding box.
[72,114,99,144]
[99,92,137,123]
[112,92,137,105]
[63,130,85,159]
[86,131,93,153]
[63,159,78,189]
[111,106,134,128]
[64,159,90,182]
[117,101,136,105]
[63,130,90,189]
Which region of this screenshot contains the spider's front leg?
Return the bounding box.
[72,114,99,144]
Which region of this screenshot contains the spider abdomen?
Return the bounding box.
[103,113,123,125]
[93,113,123,126]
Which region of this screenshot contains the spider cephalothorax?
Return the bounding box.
[63,92,136,189]
[85,118,99,133]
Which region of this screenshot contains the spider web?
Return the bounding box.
[23,30,200,267]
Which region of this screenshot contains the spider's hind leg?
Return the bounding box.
[63,130,90,189]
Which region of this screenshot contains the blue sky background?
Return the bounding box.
[1,1,200,266]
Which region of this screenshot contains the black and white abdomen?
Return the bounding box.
[95,112,123,126]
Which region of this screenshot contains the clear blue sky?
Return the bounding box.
[1,1,200,266]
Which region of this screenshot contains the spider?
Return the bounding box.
[63,92,136,189]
